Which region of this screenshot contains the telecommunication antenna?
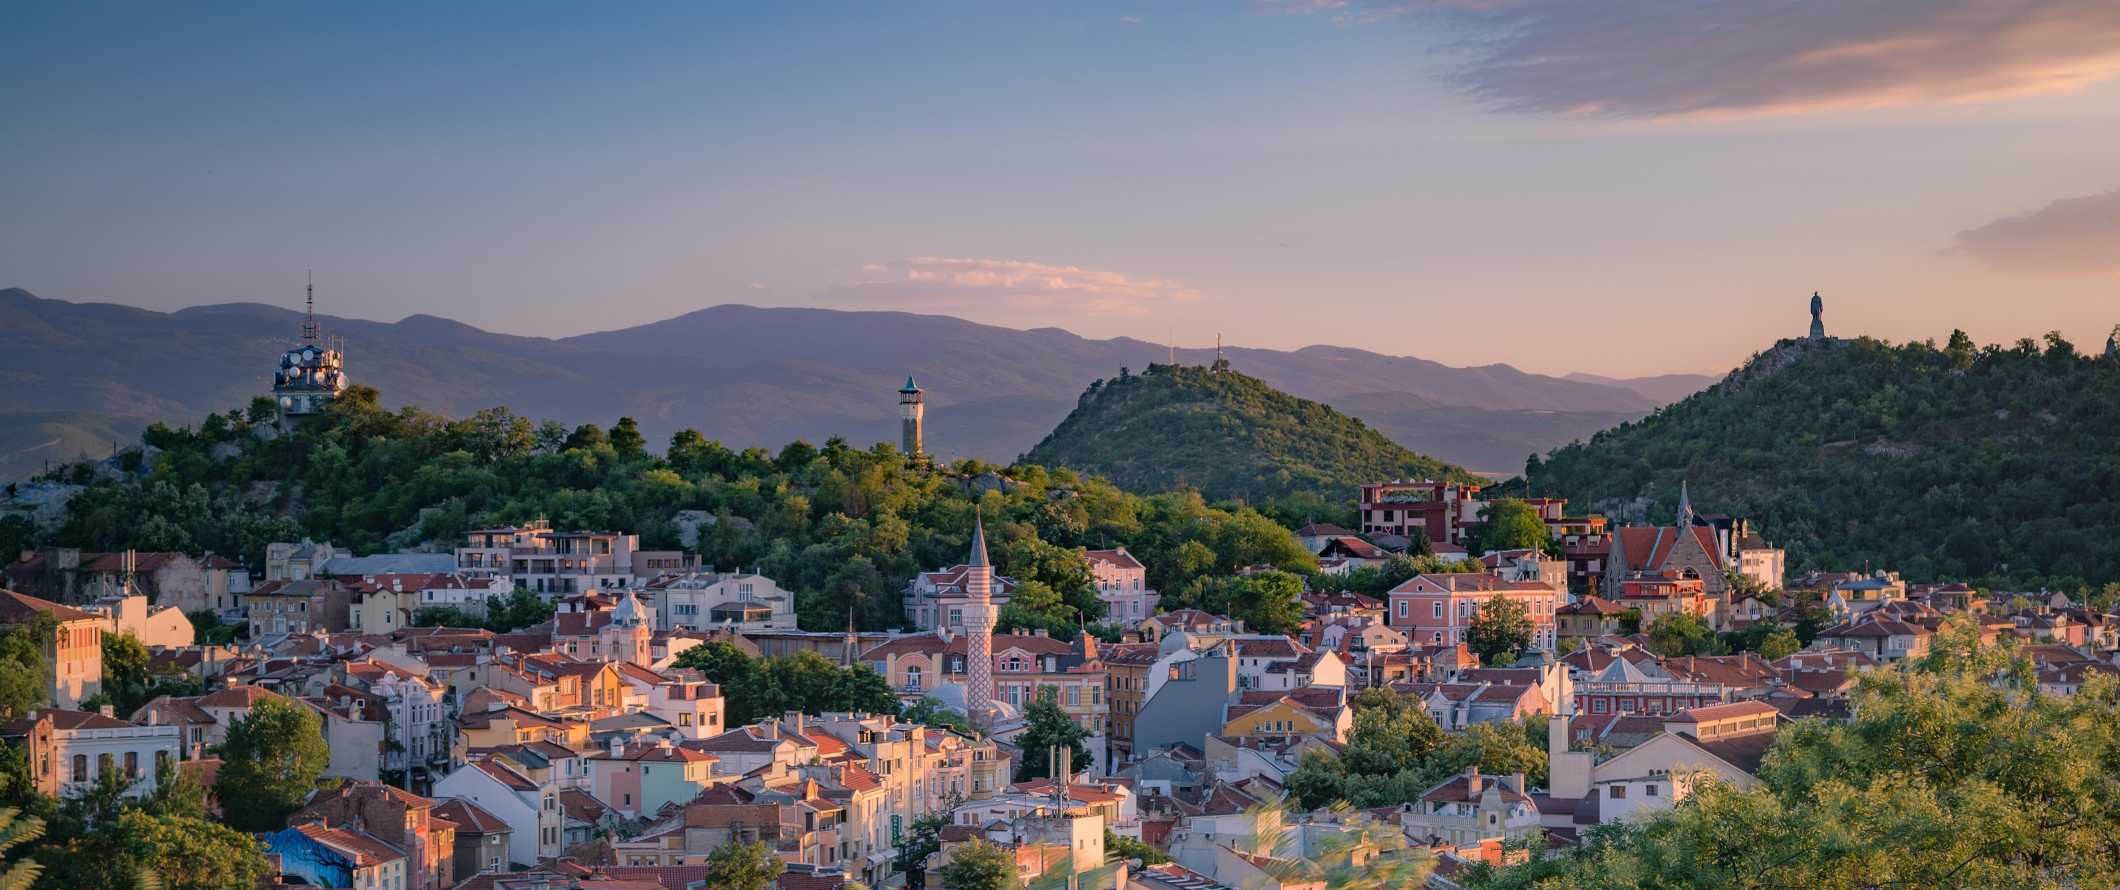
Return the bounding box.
[301,270,320,342]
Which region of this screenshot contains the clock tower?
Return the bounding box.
[898,375,925,458]
[273,276,349,432]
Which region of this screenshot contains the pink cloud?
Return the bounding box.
[818,257,1203,317]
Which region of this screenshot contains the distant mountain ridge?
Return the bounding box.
[1025,365,1477,506]
[0,286,1703,481]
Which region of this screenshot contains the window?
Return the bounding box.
[1609,785,1627,799]
[1645,784,1659,797]
[72,754,87,782]
[1431,602,1443,619]
[1396,602,1408,619]
[125,751,139,778]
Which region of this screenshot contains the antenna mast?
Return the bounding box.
[301,270,320,342]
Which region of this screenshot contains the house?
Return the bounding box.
[1556,597,1626,644]
[1219,686,1351,744]
[0,589,106,707]
[1133,642,1240,757]
[1391,681,1548,730]
[1293,523,1358,554]
[455,520,697,595]
[243,578,355,637]
[265,823,409,890]
[1086,548,1160,626]
[1387,573,1562,652]
[431,755,565,867]
[434,798,513,879]
[1605,526,1730,601]
[1539,701,1780,831]
[0,707,181,799]
[1814,617,1934,660]
[860,630,1106,734]
[1398,768,1540,847]
[1358,480,1483,547]
[645,570,797,632]
[1611,570,1716,629]
[589,738,719,818]
[901,564,1018,632]
[81,593,195,648]
[292,780,457,890]
[1139,609,1239,644]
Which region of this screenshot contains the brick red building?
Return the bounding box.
[1359,480,1483,548]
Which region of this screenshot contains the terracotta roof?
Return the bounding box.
[859,631,1072,660]
[1668,700,1779,723]
[0,589,98,622]
[296,823,407,865]
[1420,773,1530,805]
[434,798,511,834]
[1558,596,1624,616]
[468,757,540,791]
[1084,548,1145,570]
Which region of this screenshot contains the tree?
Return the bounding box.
[0,807,46,890]
[703,839,784,890]
[1187,571,1306,635]
[1014,688,1091,780]
[1465,595,1533,666]
[902,696,976,738]
[214,699,329,832]
[96,633,152,715]
[1469,499,1551,555]
[895,814,953,890]
[1469,618,2120,889]
[37,809,272,890]
[1757,629,1802,660]
[0,616,56,719]
[609,417,647,459]
[1105,829,1170,865]
[940,839,1020,890]
[1644,612,1724,657]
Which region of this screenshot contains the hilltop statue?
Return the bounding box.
[1808,292,1825,341]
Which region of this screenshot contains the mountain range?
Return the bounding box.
[0,286,1711,482]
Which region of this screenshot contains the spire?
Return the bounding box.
[1677,480,1696,528]
[968,511,989,567]
[900,375,922,394]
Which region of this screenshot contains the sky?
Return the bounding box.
[4,1,2119,377]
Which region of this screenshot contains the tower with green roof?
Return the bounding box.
[898,375,925,457]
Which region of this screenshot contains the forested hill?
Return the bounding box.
[1530,332,2120,590]
[12,387,1319,634]
[1024,364,1478,510]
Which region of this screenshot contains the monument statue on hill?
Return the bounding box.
[1808,292,1825,341]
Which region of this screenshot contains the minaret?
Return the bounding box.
[1808,292,1825,341]
[963,513,997,729]
[899,375,925,457]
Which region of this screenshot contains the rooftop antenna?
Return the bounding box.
[301,270,320,343]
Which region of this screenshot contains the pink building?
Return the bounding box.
[1085,548,1159,625]
[1387,573,1561,653]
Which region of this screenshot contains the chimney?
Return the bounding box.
[784,711,805,734]
[1464,766,1481,796]
[609,735,625,758]
[760,719,779,740]
[98,704,114,718]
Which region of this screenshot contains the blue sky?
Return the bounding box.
[6,1,2120,375]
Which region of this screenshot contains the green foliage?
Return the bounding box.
[703,839,785,890]
[1176,570,1307,635]
[1466,595,1533,666]
[1643,612,1725,657]
[90,633,203,718]
[213,699,329,832]
[32,391,1323,633]
[895,813,953,890]
[940,839,1020,890]
[35,809,270,890]
[670,643,899,726]
[1470,618,2120,889]
[184,612,237,646]
[0,616,55,720]
[1014,688,1092,781]
[1104,829,1170,865]
[902,696,976,738]
[1025,364,1474,509]
[1468,499,1552,556]
[1285,690,1547,811]
[1756,629,1802,660]
[1533,336,2120,589]
[411,588,554,633]
[0,807,47,890]
[1309,553,1484,599]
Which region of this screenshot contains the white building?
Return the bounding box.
[645,570,797,632]
[21,708,182,799]
[433,756,564,867]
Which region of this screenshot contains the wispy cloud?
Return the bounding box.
[1120,15,1143,24]
[1953,187,2120,275]
[1297,0,2120,119]
[817,257,1203,316]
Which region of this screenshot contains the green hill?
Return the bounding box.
[1530,332,2120,590]
[1024,364,1477,509]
